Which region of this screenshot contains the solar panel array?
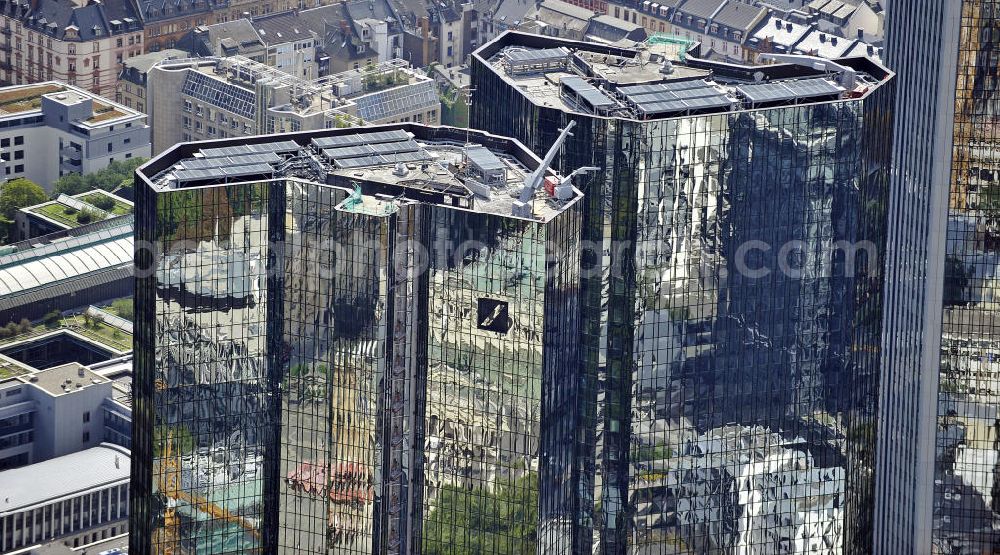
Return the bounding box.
[322,139,421,160]
[737,78,843,105]
[561,76,617,111]
[619,80,732,117]
[182,71,255,119]
[355,80,439,122]
[198,140,300,158]
[333,150,430,169]
[178,152,282,170]
[174,163,275,182]
[311,129,411,149]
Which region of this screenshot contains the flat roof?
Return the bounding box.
[0,444,130,514]
[477,31,891,120]
[18,362,110,396]
[140,124,582,223]
[0,82,143,125]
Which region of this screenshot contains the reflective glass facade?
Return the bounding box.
[883,1,1000,553]
[934,1,1000,552]
[130,126,584,554]
[471,32,894,554]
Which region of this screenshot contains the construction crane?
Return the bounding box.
[154,376,261,553]
[514,120,598,217]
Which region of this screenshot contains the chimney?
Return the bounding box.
[785,22,792,32]
[831,36,838,46]
[857,28,864,40]
[774,18,781,29]
[819,32,826,43]
[78,367,85,378]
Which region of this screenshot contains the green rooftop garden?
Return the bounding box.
[79,192,132,215]
[0,310,132,354]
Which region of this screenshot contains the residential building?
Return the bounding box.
[806,0,883,40]
[586,13,648,43]
[0,0,144,98]
[129,123,586,554]
[116,49,187,114]
[15,189,132,240]
[133,0,224,53]
[0,443,130,553]
[745,13,882,62]
[146,56,439,154]
[522,0,596,41]
[0,216,133,324]
[471,31,893,553]
[877,1,1000,554]
[190,2,404,78]
[399,1,479,69]
[0,82,149,191]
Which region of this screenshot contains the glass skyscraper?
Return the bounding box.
[130,124,587,554]
[882,2,1000,553]
[471,32,894,554]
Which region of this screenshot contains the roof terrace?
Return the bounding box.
[140,124,582,223]
[477,31,892,121]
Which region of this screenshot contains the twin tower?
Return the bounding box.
[130,32,896,555]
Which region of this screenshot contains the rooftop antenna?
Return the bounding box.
[513,120,577,217]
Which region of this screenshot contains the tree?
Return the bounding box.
[0,177,46,221]
[111,298,133,321]
[43,310,61,328]
[53,157,147,196]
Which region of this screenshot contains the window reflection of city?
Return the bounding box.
[935,2,1000,552]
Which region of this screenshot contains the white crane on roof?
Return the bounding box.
[513,120,599,217]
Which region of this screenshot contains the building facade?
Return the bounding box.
[0,0,144,99]
[471,31,893,554]
[146,56,439,154]
[0,443,131,553]
[130,124,590,554]
[0,82,149,191]
[878,1,1000,554]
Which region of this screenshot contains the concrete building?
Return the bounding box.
[0,0,144,98]
[146,56,439,154]
[0,82,149,191]
[115,49,187,114]
[132,0,224,53]
[0,443,130,553]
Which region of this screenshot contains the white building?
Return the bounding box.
[0,82,150,192]
[0,443,130,552]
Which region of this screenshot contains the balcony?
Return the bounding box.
[60,146,82,159]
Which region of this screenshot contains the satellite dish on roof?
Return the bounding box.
[753,71,765,83]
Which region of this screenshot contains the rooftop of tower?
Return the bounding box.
[137,124,581,223]
[474,31,892,121]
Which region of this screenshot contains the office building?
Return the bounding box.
[878,2,1000,554]
[0,82,150,191]
[471,31,893,553]
[130,124,588,554]
[0,443,131,553]
[0,0,144,98]
[0,361,132,471]
[146,56,439,154]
